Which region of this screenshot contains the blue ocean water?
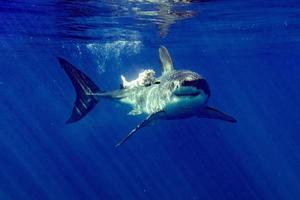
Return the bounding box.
[0,0,300,199]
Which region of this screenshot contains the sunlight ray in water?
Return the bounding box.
[0,0,300,199]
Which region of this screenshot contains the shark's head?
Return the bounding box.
[168,70,210,99]
[159,70,210,116]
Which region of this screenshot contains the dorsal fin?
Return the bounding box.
[159,45,174,74]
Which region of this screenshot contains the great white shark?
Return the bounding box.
[58,46,236,146]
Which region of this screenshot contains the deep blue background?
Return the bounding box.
[0,0,300,199]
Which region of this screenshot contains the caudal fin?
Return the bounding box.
[57,57,101,123]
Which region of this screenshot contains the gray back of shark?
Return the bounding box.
[58,46,236,147]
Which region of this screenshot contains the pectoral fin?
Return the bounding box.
[198,106,237,123]
[115,111,165,147]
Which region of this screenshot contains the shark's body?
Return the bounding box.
[110,70,208,119]
[58,46,236,146]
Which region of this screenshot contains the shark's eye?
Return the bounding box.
[154,81,161,84]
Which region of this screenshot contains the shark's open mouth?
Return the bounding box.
[182,79,211,96]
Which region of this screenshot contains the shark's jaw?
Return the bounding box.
[173,87,201,97]
[173,78,210,97]
[162,91,209,119]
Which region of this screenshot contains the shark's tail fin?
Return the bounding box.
[57,57,101,123]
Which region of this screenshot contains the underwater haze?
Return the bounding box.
[0,0,300,199]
